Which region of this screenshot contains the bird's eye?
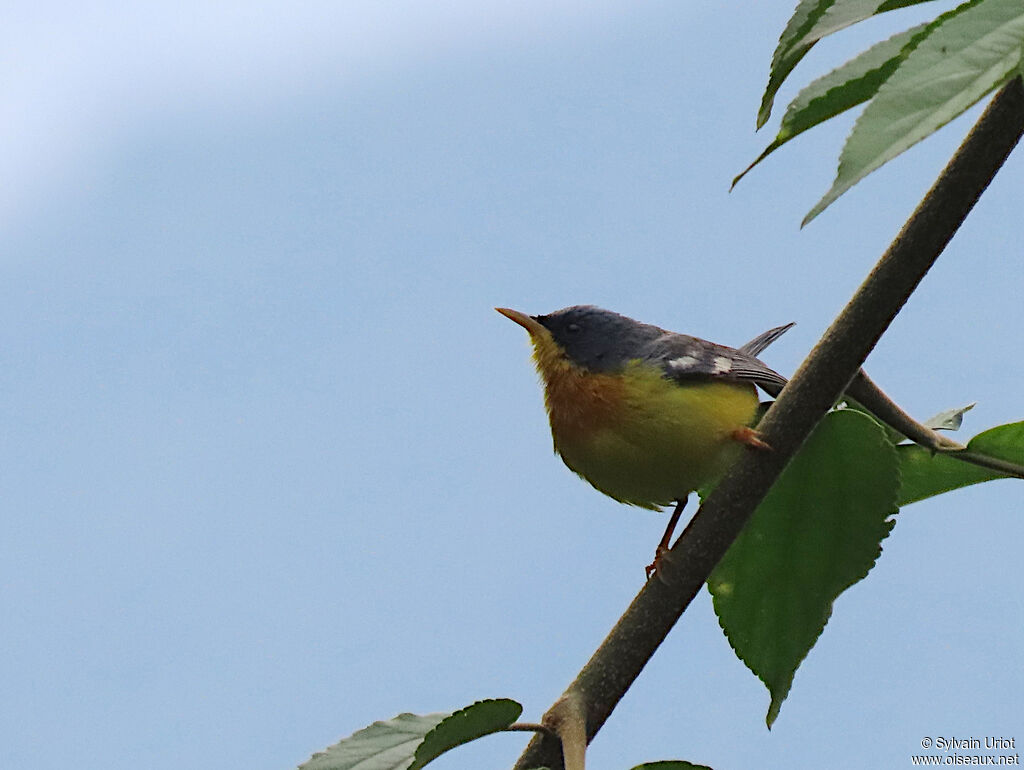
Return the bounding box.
[567,323,581,334]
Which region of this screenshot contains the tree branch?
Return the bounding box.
[514,76,1024,770]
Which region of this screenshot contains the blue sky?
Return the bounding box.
[3,3,1022,769]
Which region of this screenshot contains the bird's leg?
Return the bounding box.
[732,426,772,450]
[645,496,688,579]
[645,430,772,580]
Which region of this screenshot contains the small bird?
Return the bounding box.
[497,305,793,577]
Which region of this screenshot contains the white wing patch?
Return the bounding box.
[668,355,700,370]
[712,356,733,374]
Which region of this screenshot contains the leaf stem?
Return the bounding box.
[505,723,556,736]
[934,448,1024,480]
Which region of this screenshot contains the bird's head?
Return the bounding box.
[496,305,660,375]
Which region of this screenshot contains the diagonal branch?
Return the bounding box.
[514,76,1024,770]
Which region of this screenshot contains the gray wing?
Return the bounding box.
[641,330,789,393]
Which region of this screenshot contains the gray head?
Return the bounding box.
[532,305,663,372]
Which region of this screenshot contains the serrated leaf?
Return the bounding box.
[759,0,835,128]
[708,410,899,728]
[301,712,450,770]
[758,0,937,127]
[898,421,1024,505]
[804,0,1024,224]
[805,0,940,47]
[411,699,523,770]
[630,762,714,770]
[922,403,975,431]
[736,23,930,187]
[841,400,913,444]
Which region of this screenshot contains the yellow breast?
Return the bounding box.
[531,335,758,509]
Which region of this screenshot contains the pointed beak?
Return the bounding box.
[495,307,547,337]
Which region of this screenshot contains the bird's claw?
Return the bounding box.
[732,426,772,450]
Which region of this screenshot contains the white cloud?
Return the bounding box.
[1,1,630,232]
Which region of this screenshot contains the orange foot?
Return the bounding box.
[732,426,772,450]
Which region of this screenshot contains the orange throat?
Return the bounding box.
[529,333,625,443]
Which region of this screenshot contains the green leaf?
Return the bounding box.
[736,23,930,188]
[804,0,1024,224]
[708,410,899,728]
[758,0,938,127]
[804,0,940,47]
[300,712,450,770]
[831,400,904,445]
[411,699,523,770]
[630,762,714,770]
[299,701,522,770]
[759,0,836,129]
[898,421,1024,505]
